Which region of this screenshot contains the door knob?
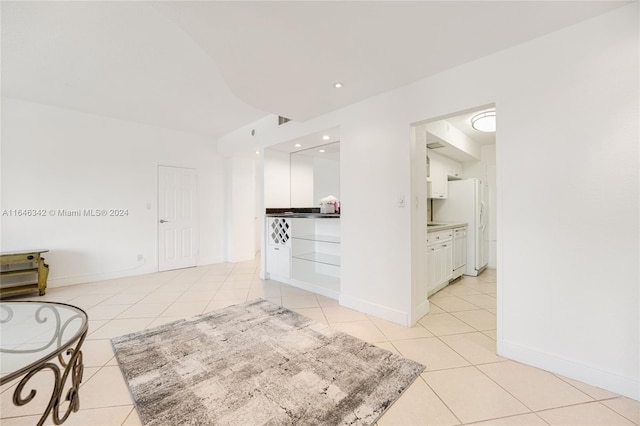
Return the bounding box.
[160,219,169,223]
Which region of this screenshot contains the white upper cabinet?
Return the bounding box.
[447,162,463,180]
[429,157,448,199]
[428,151,463,199]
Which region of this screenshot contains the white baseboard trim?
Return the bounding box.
[47,265,158,288]
[339,293,408,326]
[501,341,639,401]
[46,257,229,289]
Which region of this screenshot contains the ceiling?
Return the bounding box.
[446,110,496,147]
[269,127,341,153]
[1,1,629,140]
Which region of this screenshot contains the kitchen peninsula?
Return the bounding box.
[265,209,341,299]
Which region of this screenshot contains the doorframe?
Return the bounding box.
[409,103,500,330]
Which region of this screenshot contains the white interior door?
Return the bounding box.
[158,166,198,272]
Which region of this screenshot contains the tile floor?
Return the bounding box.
[1,259,638,426]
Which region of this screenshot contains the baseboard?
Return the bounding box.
[339,293,408,326]
[500,341,639,401]
[47,265,158,288]
[46,256,232,289]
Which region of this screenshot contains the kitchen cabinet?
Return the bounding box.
[428,151,463,198]
[427,244,438,293]
[442,242,453,282]
[447,163,462,180]
[266,217,291,279]
[452,227,467,280]
[266,245,290,278]
[427,229,453,295]
[428,155,448,199]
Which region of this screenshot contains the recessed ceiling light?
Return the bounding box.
[333,82,343,88]
[255,151,260,155]
[322,135,330,141]
[294,143,302,148]
[319,149,326,153]
[471,110,496,132]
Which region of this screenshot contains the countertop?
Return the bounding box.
[427,222,467,232]
[266,213,340,219]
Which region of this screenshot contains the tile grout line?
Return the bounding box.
[428,278,546,424]
[419,375,464,425]
[436,280,633,423]
[432,278,607,423]
[533,399,639,425]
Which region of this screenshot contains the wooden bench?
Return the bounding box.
[0,250,49,297]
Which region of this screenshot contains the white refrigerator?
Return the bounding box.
[433,178,488,276]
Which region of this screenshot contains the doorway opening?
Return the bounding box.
[410,104,497,325]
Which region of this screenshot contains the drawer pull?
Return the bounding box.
[27,255,34,260]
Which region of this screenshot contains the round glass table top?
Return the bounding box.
[0,301,88,383]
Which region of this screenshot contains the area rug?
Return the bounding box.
[111,299,424,426]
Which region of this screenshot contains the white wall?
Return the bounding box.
[225,157,256,262]
[1,97,226,286]
[218,5,639,399]
[490,7,638,398]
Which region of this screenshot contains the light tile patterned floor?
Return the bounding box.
[1,260,638,426]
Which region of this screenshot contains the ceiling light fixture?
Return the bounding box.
[294,143,302,148]
[322,135,330,141]
[319,149,326,153]
[471,110,496,132]
[333,82,343,88]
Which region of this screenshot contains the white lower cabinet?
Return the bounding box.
[427,229,453,296]
[266,245,290,279]
[266,217,291,279]
[442,242,453,283]
[427,226,468,296]
[452,227,467,280]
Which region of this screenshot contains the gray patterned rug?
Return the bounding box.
[111,299,424,426]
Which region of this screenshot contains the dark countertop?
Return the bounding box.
[265,207,340,219]
[266,213,340,219]
[427,222,467,232]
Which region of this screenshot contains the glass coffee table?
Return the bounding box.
[1,301,88,425]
